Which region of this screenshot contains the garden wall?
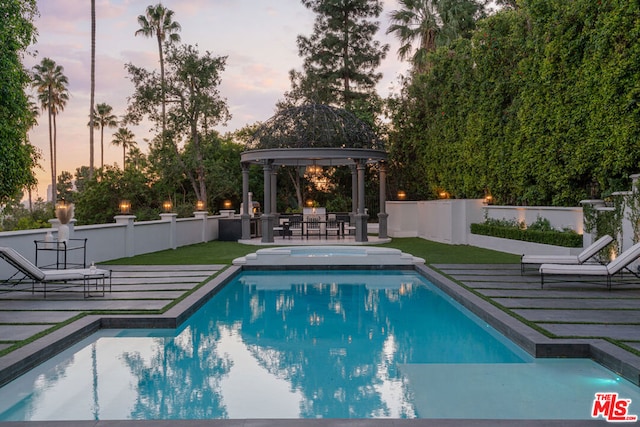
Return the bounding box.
[387,200,585,256]
[0,213,219,278]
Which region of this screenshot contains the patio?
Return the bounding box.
[0,248,638,425]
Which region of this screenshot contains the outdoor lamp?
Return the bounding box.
[397,190,406,201]
[223,200,232,209]
[196,200,206,211]
[162,200,173,213]
[119,200,131,214]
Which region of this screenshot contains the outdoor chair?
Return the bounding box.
[306,215,322,239]
[0,246,111,298]
[539,241,640,289]
[288,216,303,238]
[273,217,290,239]
[521,234,614,274]
[325,214,341,238]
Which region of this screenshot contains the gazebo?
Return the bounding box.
[240,103,389,243]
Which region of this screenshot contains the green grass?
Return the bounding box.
[102,237,520,265]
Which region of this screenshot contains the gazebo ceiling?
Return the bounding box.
[242,103,387,166]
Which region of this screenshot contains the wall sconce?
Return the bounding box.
[397,190,407,201]
[196,200,206,211]
[223,199,232,209]
[119,200,131,214]
[162,200,173,212]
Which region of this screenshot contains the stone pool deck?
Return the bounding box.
[0,262,637,426]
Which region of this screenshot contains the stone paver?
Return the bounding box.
[435,263,640,352]
[0,311,81,323]
[539,323,640,341]
[0,264,222,348]
[0,324,53,341]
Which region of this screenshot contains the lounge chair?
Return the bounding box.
[521,234,613,274]
[0,246,111,298]
[539,241,640,289]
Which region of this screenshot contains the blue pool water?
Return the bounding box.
[0,270,639,421]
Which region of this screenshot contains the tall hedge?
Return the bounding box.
[387,0,640,206]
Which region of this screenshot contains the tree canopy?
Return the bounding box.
[0,0,39,205]
[387,0,640,206]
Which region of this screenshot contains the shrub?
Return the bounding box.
[470,217,582,248]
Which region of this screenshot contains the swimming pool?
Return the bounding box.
[0,269,638,421]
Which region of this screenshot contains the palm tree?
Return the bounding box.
[89,0,96,178]
[32,57,69,202]
[90,103,118,167]
[387,0,481,72]
[111,127,137,169]
[387,0,440,72]
[135,4,181,138]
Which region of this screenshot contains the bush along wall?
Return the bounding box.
[470,218,583,248]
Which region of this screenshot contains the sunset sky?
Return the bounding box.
[25,0,411,200]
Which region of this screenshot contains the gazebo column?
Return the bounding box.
[350,164,358,226]
[261,160,275,243]
[271,168,278,215]
[377,160,388,239]
[241,162,251,240]
[355,160,368,242]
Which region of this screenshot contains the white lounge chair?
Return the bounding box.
[539,241,640,289]
[521,234,613,274]
[0,246,110,298]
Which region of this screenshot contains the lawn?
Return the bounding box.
[103,237,521,265]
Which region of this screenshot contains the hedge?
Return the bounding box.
[470,223,583,248]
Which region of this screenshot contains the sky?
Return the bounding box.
[25,0,411,200]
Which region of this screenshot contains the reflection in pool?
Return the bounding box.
[0,270,638,420]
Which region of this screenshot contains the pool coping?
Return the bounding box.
[0,263,636,426]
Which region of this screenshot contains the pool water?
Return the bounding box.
[0,270,638,421]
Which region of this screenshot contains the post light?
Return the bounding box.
[397,190,406,201]
[119,200,131,214]
[162,200,173,213]
[484,194,493,205]
[306,199,314,207]
[438,191,450,199]
[196,200,206,211]
[223,199,232,209]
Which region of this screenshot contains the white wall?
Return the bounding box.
[388,200,586,254]
[0,214,222,278]
[388,199,485,245]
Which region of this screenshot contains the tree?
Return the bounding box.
[111,127,137,168]
[387,0,483,72]
[290,0,389,110]
[387,0,439,72]
[56,170,75,203]
[126,43,230,204]
[89,0,96,178]
[135,3,181,140]
[90,103,118,167]
[32,57,69,202]
[0,0,40,205]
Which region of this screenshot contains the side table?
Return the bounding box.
[35,238,87,269]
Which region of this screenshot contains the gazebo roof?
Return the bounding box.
[241,103,386,166]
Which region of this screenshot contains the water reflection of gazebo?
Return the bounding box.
[240,104,389,243]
